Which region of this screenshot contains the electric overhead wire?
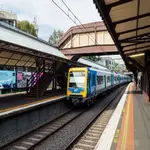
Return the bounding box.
[52,0,97,45]
[61,0,103,45]
[52,0,109,54]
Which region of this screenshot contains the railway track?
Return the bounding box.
[2,85,127,150]
[65,86,126,150]
[2,109,87,150]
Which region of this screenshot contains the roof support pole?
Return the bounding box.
[36,59,40,100]
[144,51,150,102]
[43,59,45,73]
[52,60,57,91]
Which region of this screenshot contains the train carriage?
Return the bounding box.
[67,67,131,105]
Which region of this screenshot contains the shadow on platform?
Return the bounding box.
[127,90,142,94]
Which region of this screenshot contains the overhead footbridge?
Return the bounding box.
[58,21,118,61]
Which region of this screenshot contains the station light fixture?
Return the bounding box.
[129,53,144,58]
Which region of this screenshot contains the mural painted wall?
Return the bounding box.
[0,71,16,89]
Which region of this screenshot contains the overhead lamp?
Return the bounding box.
[129,53,144,58]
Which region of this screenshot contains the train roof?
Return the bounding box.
[89,67,111,74]
[78,58,110,72]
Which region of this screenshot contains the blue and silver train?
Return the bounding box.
[67,67,131,105]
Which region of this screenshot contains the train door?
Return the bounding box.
[89,70,96,96]
[104,75,106,88]
[87,70,90,97]
[118,75,121,84]
[111,73,114,86]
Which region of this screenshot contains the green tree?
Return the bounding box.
[112,61,119,72]
[48,30,64,45]
[17,21,37,37]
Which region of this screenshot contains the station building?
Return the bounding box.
[0,9,17,27]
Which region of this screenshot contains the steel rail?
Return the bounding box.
[64,85,126,150]
[2,108,87,150]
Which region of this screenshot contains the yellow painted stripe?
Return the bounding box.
[121,91,131,150]
[0,95,65,113]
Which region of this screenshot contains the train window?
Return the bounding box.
[70,71,85,77]
[69,71,85,88]
[107,76,111,83]
[92,74,96,86]
[97,76,99,84]
[97,76,103,85]
[69,82,84,88]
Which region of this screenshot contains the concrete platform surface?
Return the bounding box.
[0,90,65,115]
[95,83,150,150]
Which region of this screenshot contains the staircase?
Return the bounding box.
[26,61,68,99]
[27,71,54,99]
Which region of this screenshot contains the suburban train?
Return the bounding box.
[67,67,131,105]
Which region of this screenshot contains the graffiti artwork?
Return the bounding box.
[17,72,32,88]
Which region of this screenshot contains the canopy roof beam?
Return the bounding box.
[107,0,132,10]
[113,12,150,25]
[119,32,150,43]
[123,45,150,52]
[117,25,150,36]
[127,57,144,71]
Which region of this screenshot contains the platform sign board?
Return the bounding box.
[17,72,32,88]
[0,71,16,89]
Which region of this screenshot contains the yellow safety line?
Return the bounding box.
[0,95,65,113]
[121,87,131,150]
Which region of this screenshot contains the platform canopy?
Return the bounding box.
[0,22,84,68]
[93,0,150,71]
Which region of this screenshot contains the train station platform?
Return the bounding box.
[0,90,66,116]
[95,83,150,150]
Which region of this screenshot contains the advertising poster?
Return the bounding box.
[17,72,32,88]
[0,71,16,89]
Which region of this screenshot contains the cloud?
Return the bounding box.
[0,0,101,40]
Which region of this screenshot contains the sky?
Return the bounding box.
[0,0,101,41]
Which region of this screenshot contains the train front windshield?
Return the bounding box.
[69,71,85,88]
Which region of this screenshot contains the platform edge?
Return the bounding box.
[94,83,131,150]
[0,95,66,117]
